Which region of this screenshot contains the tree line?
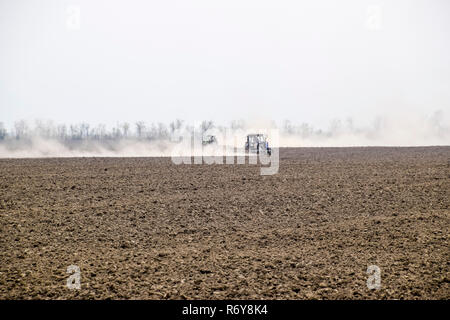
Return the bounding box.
[0,119,231,141]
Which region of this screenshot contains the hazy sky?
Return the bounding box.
[1,0,449,129]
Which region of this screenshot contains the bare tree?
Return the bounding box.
[201,120,214,134]
[299,123,312,138]
[121,122,130,138]
[169,119,183,134]
[80,123,90,139]
[157,122,169,139]
[57,124,67,140]
[92,124,106,140]
[135,121,146,139]
[69,124,82,140]
[112,125,122,139]
[0,122,7,140]
[14,120,28,139]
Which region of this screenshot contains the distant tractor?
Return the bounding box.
[245,134,272,155]
[202,135,217,145]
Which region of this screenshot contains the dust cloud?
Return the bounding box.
[0,112,448,158]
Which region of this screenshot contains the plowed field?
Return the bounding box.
[0,147,449,299]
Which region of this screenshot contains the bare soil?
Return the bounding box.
[0,147,449,299]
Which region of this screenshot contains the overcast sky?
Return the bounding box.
[1,0,449,129]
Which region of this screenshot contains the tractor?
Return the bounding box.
[245,134,272,155]
[202,135,217,146]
